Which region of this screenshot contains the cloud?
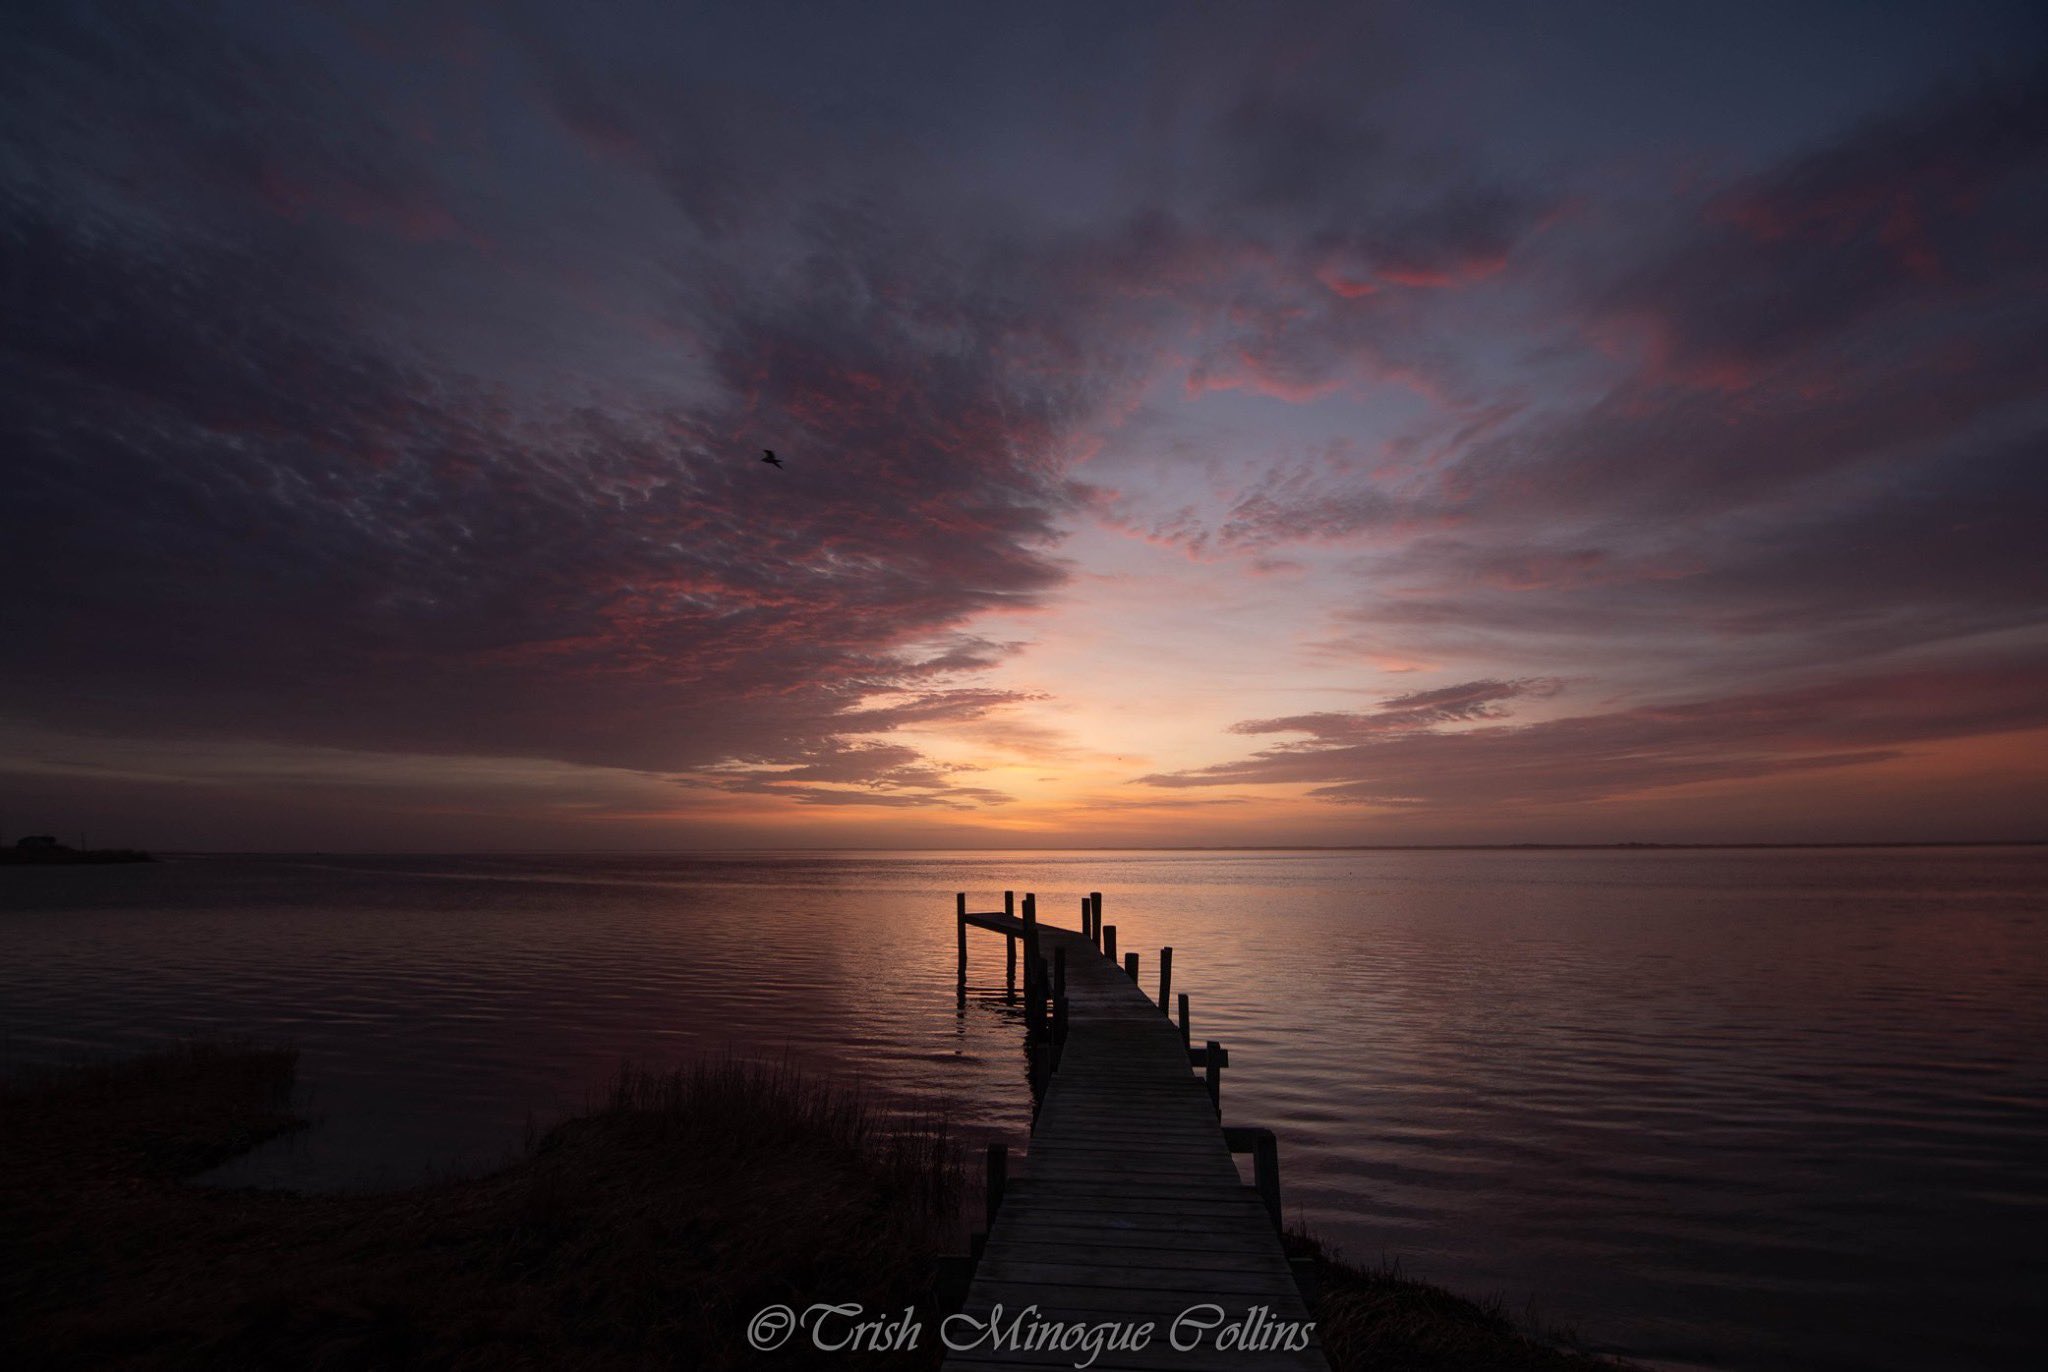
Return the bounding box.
[4,3,2044,843]
[0,4,1145,810]
[1226,677,1563,742]
[1143,656,2048,809]
[1607,62,2048,386]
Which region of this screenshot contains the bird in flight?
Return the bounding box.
[761,449,784,469]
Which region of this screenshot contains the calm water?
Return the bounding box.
[3,848,2046,1369]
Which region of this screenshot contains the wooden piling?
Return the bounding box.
[1159,945,1173,1012]
[1178,991,1191,1052]
[956,891,967,981]
[1124,951,1139,982]
[1206,1039,1222,1114]
[1254,1130,1282,1233]
[1022,894,1041,1032]
[1103,923,1117,962]
[1089,892,1102,949]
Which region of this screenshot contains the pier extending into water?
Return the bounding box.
[945,891,1327,1370]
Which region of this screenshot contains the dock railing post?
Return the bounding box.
[1178,992,1191,1052]
[1254,1130,1282,1233]
[1206,1039,1222,1115]
[1159,946,1173,1012]
[1023,894,1043,1036]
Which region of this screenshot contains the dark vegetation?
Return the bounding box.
[2,1042,1639,1370]
[1,1044,963,1370]
[1287,1230,1642,1371]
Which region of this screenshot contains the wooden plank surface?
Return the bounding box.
[943,924,1326,1370]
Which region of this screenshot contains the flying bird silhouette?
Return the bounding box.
[761,449,784,469]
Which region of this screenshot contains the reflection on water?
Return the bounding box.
[3,847,2045,1370]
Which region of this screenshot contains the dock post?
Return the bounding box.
[956,892,967,983]
[1178,992,1191,1052]
[1089,893,1103,949]
[986,1143,1007,1231]
[1103,924,1117,963]
[1053,946,1067,1002]
[1005,932,1016,1000]
[1159,946,1173,1012]
[1254,1131,1282,1233]
[1124,951,1139,982]
[1022,894,1041,1033]
[1206,1040,1222,1115]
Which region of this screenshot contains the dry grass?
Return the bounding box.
[1285,1229,1643,1372]
[2,1044,964,1370]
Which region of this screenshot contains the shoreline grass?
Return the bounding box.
[1284,1229,1643,1371]
[2,1044,964,1369]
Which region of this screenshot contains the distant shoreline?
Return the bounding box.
[135,840,2048,857]
[0,846,153,866]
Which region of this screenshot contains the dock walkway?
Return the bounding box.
[943,898,1326,1370]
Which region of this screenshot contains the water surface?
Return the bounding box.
[4,847,2045,1370]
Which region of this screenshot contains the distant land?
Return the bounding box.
[1,838,153,866]
[125,839,2048,858]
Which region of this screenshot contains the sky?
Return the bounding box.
[3,0,2046,850]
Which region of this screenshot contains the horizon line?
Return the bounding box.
[144,839,2048,856]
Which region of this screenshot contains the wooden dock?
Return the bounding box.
[944,893,1327,1370]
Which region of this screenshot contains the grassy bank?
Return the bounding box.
[1285,1231,1641,1371]
[1,1045,964,1369]
[3,1043,1639,1370]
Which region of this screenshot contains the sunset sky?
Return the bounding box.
[4,1,2046,849]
